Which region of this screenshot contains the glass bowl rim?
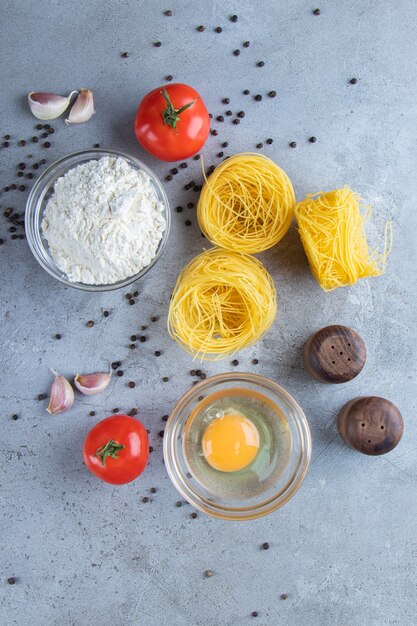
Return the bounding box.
[24,147,171,292]
[163,372,312,521]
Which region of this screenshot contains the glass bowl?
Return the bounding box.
[163,372,312,521]
[25,148,171,292]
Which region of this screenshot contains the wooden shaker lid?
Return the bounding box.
[337,396,404,455]
[304,325,366,383]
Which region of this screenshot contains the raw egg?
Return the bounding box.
[202,413,260,472]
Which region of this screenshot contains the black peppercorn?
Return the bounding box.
[243,89,250,95]
[43,142,51,148]
[176,500,182,507]
[185,220,192,226]
[252,358,259,365]
[289,141,297,148]
[349,77,358,84]
[197,25,205,32]
[17,172,24,177]
[225,110,232,116]
[117,371,124,377]
[128,381,136,388]
[7,577,16,585]
[139,336,147,343]
[230,14,238,22]
[121,51,130,58]
[251,611,259,618]
[256,143,263,149]
[19,185,26,191]
[26,173,34,179]
[111,361,121,369]
[176,206,183,213]
[164,9,172,16]
[142,496,149,503]
[3,141,10,147]
[129,299,135,305]
[154,41,162,47]
[215,26,222,33]
[237,111,245,118]
[154,350,161,357]
[233,49,240,56]
[191,512,197,519]
[4,134,11,140]
[18,140,27,146]
[11,414,18,420]
[165,174,173,181]
[222,142,229,148]
[313,8,321,15]
[41,132,48,139]
[159,430,165,438]
[180,162,188,168]
[257,61,265,67]
[55,333,62,340]
[103,310,109,317]
[261,542,270,550]
[217,152,224,158]
[232,118,240,125]
[32,136,38,143]
[86,320,94,327]
[309,136,317,143]
[48,128,55,134]
[254,94,263,101]
[211,129,218,136]
[217,115,224,122]
[266,138,273,144]
[281,593,289,600]
[162,376,169,382]
[232,359,239,366]
[222,98,230,104]
[151,316,159,322]
[37,393,47,401]
[268,90,277,98]
[193,154,201,160]
[243,41,250,47]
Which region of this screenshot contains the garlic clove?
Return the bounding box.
[28,91,78,120]
[66,89,95,124]
[74,370,111,395]
[47,371,75,414]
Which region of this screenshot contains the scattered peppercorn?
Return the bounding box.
[193,154,201,160]
[129,343,136,350]
[187,202,194,209]
[48,128,55,134]
[159,430,165,438]
[40,159,46,164]
[129,299,135,305]
[313,8,321,15]
[268,90,277,98]
[165,174,173,181]
[89,411,96,416]
[19,185,26,191]
[256,143,263,149]
[41,132,48,139]
[211,129,218,136]
[180,162,188,168]
[112,408,120,413]
[266,138,273,145]
[33,163,39,169]
[232,359,239,366]
[191,512,197,519]
[111,361,121,369]
[237,111,245,118]
[162,376,169,382]
[243,41,250,48]
[19,140,27,146]
[233,119,240,125]
[26,173,34,179]
[349,77,358,84]
[204,569,213,577]
[252,358,259,365]
[215,26,222,33]
[3,142,10,147]
[4,134,11,140]
[151,316,159,322]
[216,115,224,122]
[7,577,16,585]
[176,206,183,213]
[230,14,238,22]
[130,408,138,416]
[164,9,172,16]
[150,487,157,493]
[55,333,62,340]
[153,41,162,47]
[281,593,288,600]
[149,446,154,453]
[257,61,265,67]
[233,49,240,56]
[289,141,297,148]
[86,320,94,327]
[217,152,224,158]
[197,25,205,32]
[128,381,136,388]
[254,94,263,101]
[43,142,51,148]
[44,124,51,129]
[261,542,270,550]
[37,393,47,401]
[309,136,317,143]
[142,496,149,503]
[176,500,182,507]
[222,98,230,105]
[11,414,19,420]
[252,612,259,618]
[117,370,124,377]
[103,310,109,317]
[225,110,232,116]
[185,220,192,226]
[121,51,129,58]
[222,142,229,148]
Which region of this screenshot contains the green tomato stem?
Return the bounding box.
[95,439,125,467]
[160,89,198,129]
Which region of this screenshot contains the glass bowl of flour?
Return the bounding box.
[25,148,171,291]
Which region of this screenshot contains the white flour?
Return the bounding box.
[41,157,166,284]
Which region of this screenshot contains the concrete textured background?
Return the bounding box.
[1,1,417,625]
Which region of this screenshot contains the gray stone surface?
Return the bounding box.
[1,1,417,624]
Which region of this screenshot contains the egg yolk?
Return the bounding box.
[202,413,260,472]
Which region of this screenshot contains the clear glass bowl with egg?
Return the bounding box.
[164,372,312,521]
[25,148,170,292]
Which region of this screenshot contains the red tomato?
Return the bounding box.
[134,83,210,162]
[83,414,148,485]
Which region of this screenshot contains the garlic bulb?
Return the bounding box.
[47,371,75,414]
[28,91,77,120]
[74,370,111,395]
[66,89,95,124]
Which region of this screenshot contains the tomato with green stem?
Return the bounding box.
[83,414,149,484]
[134,83,210,161]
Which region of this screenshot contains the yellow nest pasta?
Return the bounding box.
[294,187,392,292]
[167,248,277,360]
[197,153,295,254]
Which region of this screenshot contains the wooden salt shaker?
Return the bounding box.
[304,325,366,384]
